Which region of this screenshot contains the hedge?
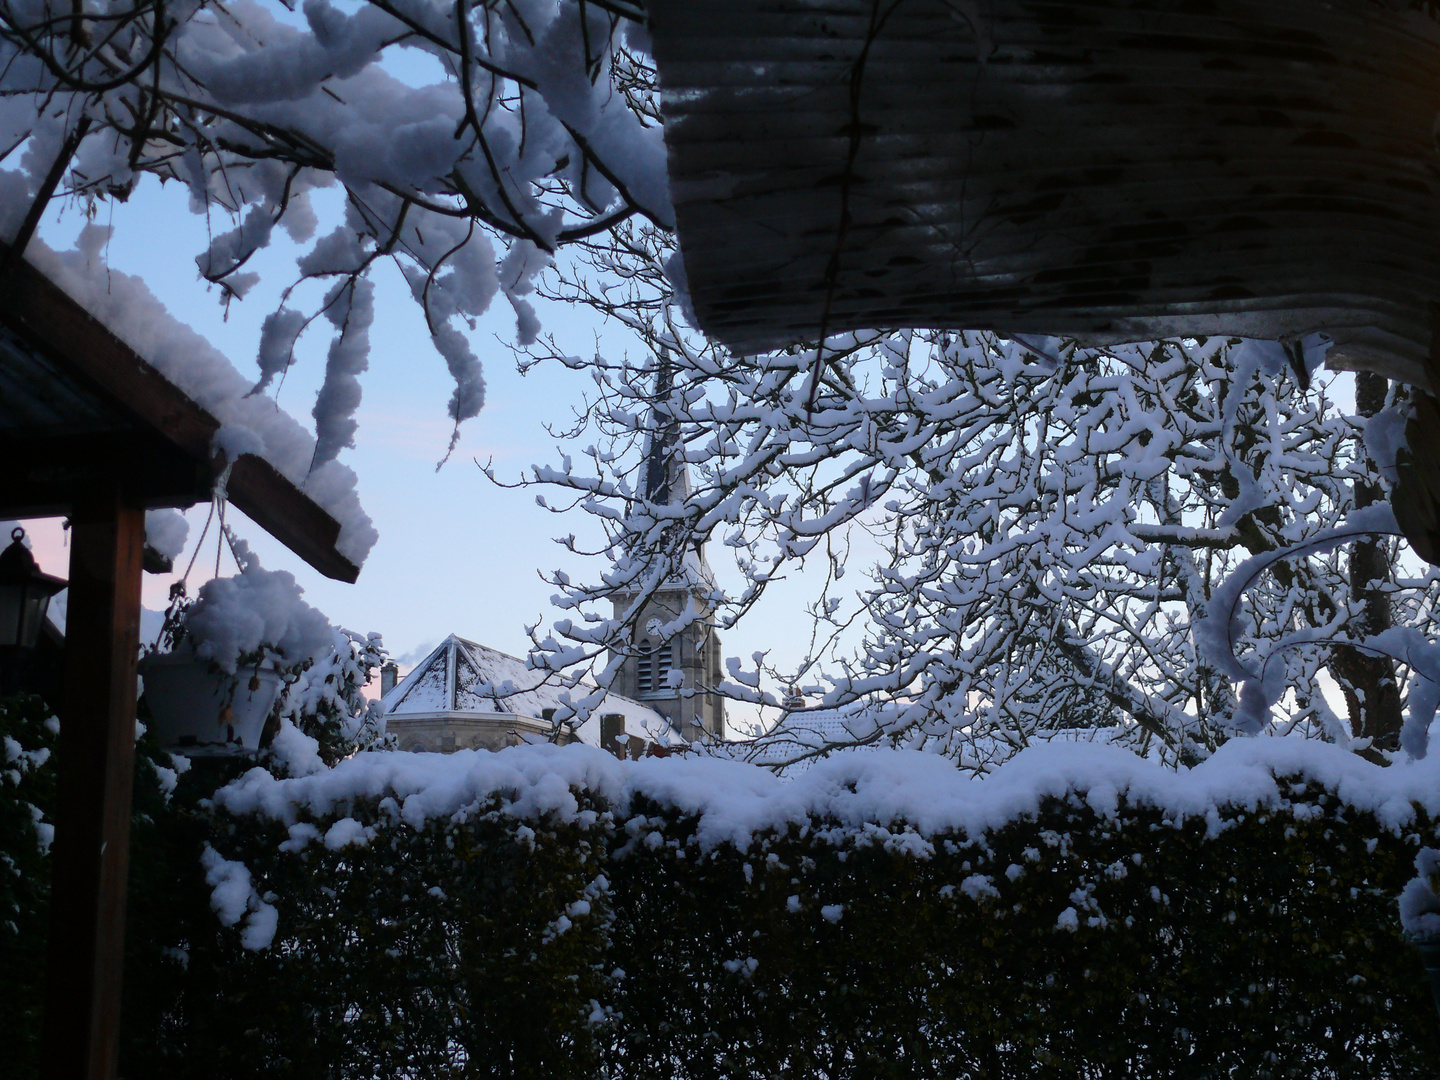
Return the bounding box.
[3,694,1439,1079]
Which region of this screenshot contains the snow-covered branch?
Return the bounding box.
[515,232,1440,764]
[0,0,668,462]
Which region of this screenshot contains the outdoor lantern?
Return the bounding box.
[0,527,67,649]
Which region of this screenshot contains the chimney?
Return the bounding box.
[601,713,625,759]
[380,661,398,696]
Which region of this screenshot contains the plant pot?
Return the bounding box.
[140,652,282,755]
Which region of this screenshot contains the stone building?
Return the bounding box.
[384,358,727,750]
[380,634,675,755]
[607,569,726,742]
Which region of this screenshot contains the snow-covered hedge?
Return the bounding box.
[0,696,53,1080]
[5,700,1440,1077]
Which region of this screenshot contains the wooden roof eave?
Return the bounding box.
[0,242,360,583]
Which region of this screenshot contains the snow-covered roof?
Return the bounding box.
[739,704,891,776]
[382,634,679,746]
[740,704,1149,779]
[18,233,375,569]
[0,237,370,581]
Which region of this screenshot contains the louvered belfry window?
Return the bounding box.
[637,639,675,694]
[637,640,654,693]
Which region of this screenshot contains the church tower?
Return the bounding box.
[609,354,726,741]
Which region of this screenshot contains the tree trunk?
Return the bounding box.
[1329,370,1403,754]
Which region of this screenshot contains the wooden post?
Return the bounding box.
[40,490,145,1080]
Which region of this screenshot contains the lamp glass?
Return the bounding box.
[0,581,52,649]
[0,585,21,648]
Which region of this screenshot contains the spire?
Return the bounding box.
[617,350,725,741]
[634,348,708,578]
[641,348,686,506]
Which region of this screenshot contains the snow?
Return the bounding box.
[180,548,336,674]
[144,510,190,562]
[529,316,1411,768]
[200,844,279,950]
[22,232,377,566]
[1193,501,1440,757]
[383,634,679,746]
[960,875,999,902]
[739,704,889,774]
[1399,848,1440,940]
[323,817,373,849]
[0,0,671,491]
[740,705,1147,779]
[212,736,1440,858]
[269,720,327,778]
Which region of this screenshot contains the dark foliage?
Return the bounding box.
[2,692,1436,1079]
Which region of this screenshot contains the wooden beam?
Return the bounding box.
[228,453,359,584]
[40,491,144,1080]
[0,250,218,459]
[0,245,361,582]
[0,431,210,519]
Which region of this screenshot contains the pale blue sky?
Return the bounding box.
[25,177,1362,735]
[22,176,835,732]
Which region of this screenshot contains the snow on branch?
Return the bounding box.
[1196,502,1440,758]
[0,0,668,467]
[514,228,1440,765]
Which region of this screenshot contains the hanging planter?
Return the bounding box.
[136,560,298,757]
[140,522,369,756]
[140,651,282,755]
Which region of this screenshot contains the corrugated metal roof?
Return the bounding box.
[648,0,1440,387]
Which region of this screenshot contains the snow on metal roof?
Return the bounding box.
[381,634,679,745]
[739,704,890,775]
[647,0,1440,389]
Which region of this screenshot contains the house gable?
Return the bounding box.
[383,634,678,753]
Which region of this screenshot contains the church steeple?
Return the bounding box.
[610,349,725,741]
[642,349,678,506]
[637,348,707,573]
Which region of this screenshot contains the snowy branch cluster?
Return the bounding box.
[8,0,1436,769]
[0,0,667,460]
[524,232,1440,766]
